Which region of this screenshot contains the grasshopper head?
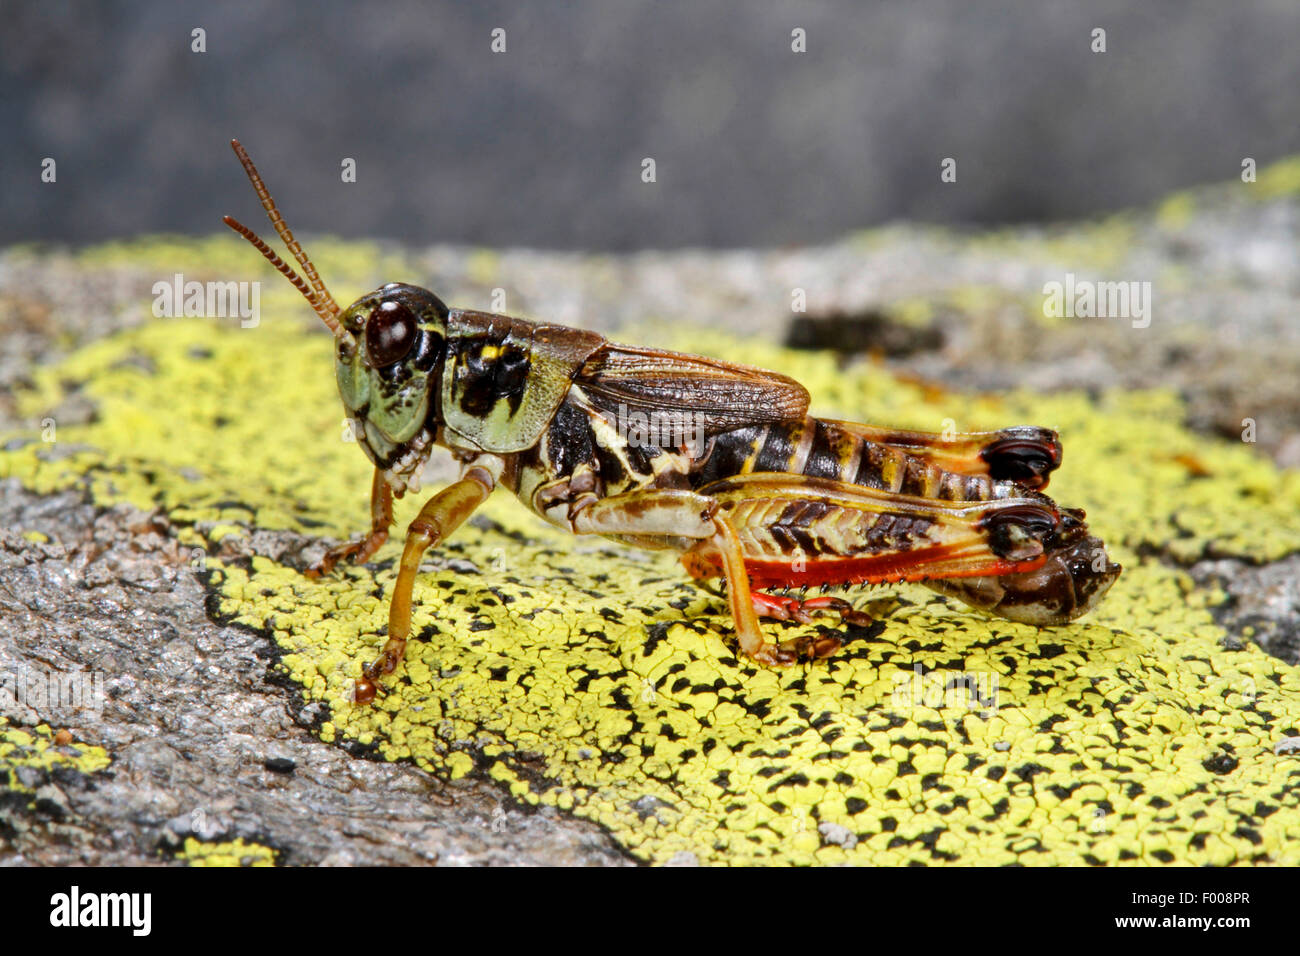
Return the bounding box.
[336,283,449,475]
[223,141,450,491]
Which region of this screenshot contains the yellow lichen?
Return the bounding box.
[1254,156,1300,199]
[0,718,112,796]
[179,837,276,867]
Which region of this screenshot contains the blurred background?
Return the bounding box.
[4,0,1300,249]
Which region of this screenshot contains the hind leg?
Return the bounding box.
[749,591,872,660]
[568,489,798,666]
[751,591,871,627]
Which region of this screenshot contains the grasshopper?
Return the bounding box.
[223,140,1120,704]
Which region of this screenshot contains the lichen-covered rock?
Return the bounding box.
[2,160,1299,865]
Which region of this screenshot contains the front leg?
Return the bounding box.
[305,468,393,578]
[355,465,495,704]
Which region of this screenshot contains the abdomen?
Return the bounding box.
[691,417,1015,502]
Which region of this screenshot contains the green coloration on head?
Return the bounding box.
[334,283,450,468]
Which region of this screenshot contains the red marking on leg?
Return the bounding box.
[751,590,873,629]
[684,547,1047,591]
[742,548,1047,590]
[751,590,812,623]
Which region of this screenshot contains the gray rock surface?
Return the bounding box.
[0,484,632,865]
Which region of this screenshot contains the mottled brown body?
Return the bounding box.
[223,139,1120,702]
[510,392,1098,601]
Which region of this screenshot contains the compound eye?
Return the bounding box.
[365,300,418,367]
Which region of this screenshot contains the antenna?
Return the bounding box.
[222,139,353,346]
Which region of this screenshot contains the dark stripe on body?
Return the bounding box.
[497,343,532,416]
[804,420,848,480]
[528,395,692,499]
[899,457,933,497]
[592,440,629,489]
[452,335,533,418]
[854,440,891,490]
[543,400,598,479]
[690,425,766,487]
[769,500,833,555]
[752,421,801,473]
